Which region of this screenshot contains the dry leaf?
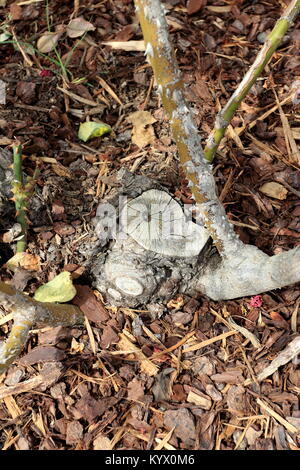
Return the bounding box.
[5,252,41,272]
[259,182,288,200]
[66,17,95,38]
[127,110,156,148]
[102,40,145,51]
[37,31,63,53]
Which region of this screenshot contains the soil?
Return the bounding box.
[0,0,300,451]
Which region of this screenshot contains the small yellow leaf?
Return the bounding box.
[6,252,41,272]
[33,271,76,303]
[78,121,112,142]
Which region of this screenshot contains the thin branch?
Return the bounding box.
[0,282,84,375]
[12,144,39,253]
[134,0,243,256]
[12,143,27,252]
[204,0,300,162]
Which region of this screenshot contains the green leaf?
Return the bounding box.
[34,271,76,303]
[78,121,112,142]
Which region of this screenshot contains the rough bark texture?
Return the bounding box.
[91,171,300,307]
[134,0,243,257]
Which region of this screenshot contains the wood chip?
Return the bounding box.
[187,390,212,410]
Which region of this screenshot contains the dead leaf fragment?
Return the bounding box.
[259,182,288,200]
[53,222,75,236]
[118,333,159,376]
[5,252,41,272]
[10,3,22,20]
[2,223,22,243]
[127,110,156,149]
[66,17,95,38]
[74,394,117,423]
[10,2,39,20]
[37,31,63,53]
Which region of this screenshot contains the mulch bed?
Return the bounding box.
[0,0,300,450]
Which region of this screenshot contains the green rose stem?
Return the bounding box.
[203,0,300,162]
[12,143,29,252]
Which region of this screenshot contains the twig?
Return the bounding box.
[204,0,300,162]
[182,330,237,353]
[12,144,28,252]
[257,398,298,434]
[11,28,33,67]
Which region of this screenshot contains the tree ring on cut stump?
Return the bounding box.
[124,189,208,257]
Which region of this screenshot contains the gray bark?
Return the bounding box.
[90,170,300,307]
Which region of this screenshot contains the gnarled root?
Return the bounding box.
[195,245,300,301]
